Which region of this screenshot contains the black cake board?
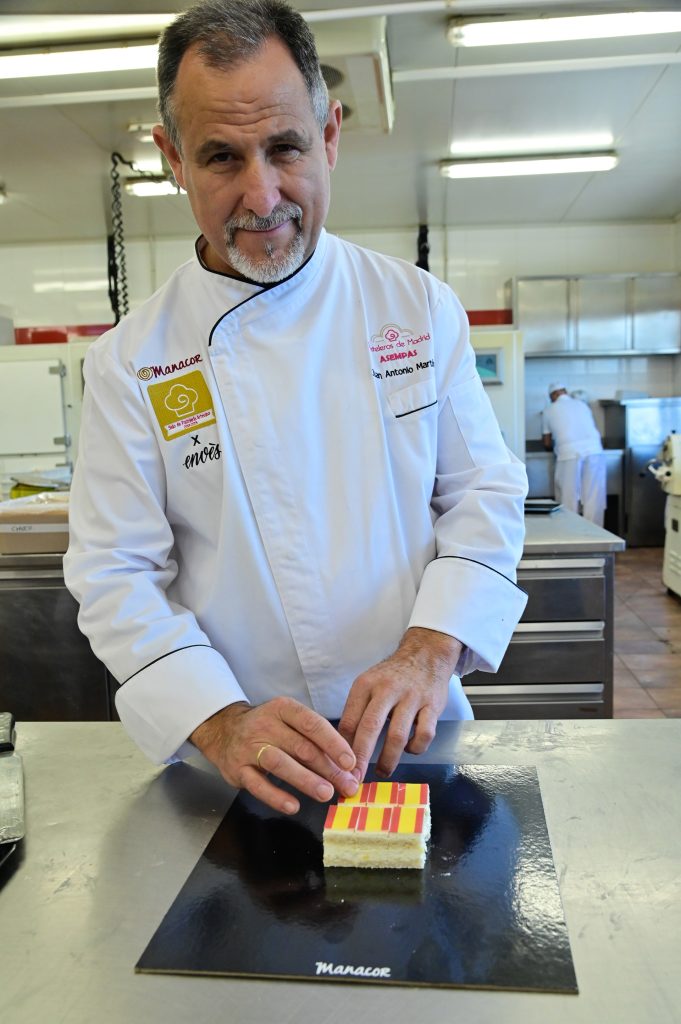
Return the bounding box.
[136,763,578,993]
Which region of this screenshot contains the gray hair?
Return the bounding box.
[157,0,329,151]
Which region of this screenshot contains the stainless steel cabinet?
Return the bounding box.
[510,273,681,355]
[464,554,615,719]
[632,274,681,352]
[575,276,628,352]
[515,278,570,354]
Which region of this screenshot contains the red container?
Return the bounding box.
[14,323,113,344]
[14,327,68,344]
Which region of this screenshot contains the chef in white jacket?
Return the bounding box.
[542,382,606,526]
[64,0,528,816]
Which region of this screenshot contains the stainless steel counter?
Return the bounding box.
[0,550,64,571]
[2,720,679,1024]
[523,507,624,555]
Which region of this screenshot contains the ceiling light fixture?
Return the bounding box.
[440,152,619,179]
[124,176,184,197]
[449,12,681,47]
[0,15,173,46]
[0,43,158,80]
[450,132,614,157]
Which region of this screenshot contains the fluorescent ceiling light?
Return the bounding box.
[450,133,614,157]
[124,177,183,197]
[450,12,681,47]
[440,153,619,179]
[1,15,173,46]
[0,44,158,80]
[33,279,108,294]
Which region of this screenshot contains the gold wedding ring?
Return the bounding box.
[256,743,272,771]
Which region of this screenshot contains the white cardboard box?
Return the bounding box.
[0,491,69,554]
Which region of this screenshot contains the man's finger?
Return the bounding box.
[338,685,370,749]
[248,747,337,805]
[376,706,417,777]
[280,699,357,775]
[240,765,301,815]
[257,730,358,798]
[350,697,392,782]
[405,706,438,755]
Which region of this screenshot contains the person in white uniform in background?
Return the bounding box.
[542,382,607,526]
[64,0,528,817]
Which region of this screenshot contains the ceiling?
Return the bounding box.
[1,1,680,244]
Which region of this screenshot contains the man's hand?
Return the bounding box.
[190,697,358,815]
[339,627,463,782]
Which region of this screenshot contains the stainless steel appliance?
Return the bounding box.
[649,433,681,597]
[600,398,681,546]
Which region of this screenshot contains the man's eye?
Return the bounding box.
[210,152,233,164]
[273,144,300,158]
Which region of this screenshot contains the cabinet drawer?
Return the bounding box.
[470,691,605,719]
[518,558,605,622]
[467,633,605,687]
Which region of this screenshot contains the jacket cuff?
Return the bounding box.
[115,645,248,764]
[407,556,527,674]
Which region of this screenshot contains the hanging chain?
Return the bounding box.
[108,152,137,324]
[416,225,430,272]
[108,152,177,324]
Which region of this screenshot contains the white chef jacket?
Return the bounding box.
[541,394,603,460]
[64,230,528,765]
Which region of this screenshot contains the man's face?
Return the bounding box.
[153,37,341,282]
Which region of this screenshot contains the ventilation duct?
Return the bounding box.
[313,17,394,134]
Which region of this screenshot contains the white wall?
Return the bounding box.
[469,330,525,457]
[1,221,679,327]
[525,355,678,442]
[1,222,679,442]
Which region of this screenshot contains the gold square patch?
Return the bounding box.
[146,370,217,441]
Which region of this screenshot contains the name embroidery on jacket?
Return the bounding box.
[137,354,203,380]
[369,323,430,353]
[368,324,433,382]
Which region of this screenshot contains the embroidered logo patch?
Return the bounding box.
[369,324,431,353]
[146,370,216,441]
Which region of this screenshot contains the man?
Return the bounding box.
[64,0,528,817]
[542,382,606,526]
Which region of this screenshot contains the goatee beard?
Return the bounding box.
[223,204,305,283]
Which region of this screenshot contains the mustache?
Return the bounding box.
[225,204,303,241]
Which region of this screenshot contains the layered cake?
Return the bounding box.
[323,782,430,869]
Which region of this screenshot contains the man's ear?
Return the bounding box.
[152,124,186,190]
[324,100,342,171]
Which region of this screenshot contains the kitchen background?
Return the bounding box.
[1,2,681,483]
[2,222,681,436]
[1,4,680,724]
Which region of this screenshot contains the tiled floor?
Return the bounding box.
[613,547,681,718]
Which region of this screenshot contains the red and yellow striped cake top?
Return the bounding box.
[323,782,429,835]
[342,782,428,807]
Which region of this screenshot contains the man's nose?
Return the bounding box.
[241,159,281,218]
